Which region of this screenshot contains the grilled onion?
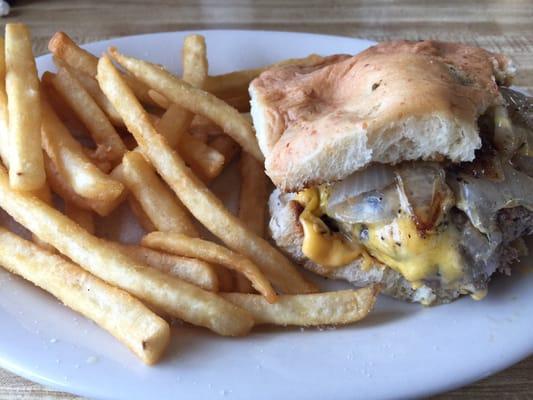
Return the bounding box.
[326,163,454,229]
[326,185,400,224]
[396,163,454,231]
[449,163,533,234]
[326,164,395,210]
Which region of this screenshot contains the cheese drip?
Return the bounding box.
[295,188,464,284]
[359,216,463,283]
[296,188,361,267]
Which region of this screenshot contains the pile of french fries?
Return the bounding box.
[0,23,379,364]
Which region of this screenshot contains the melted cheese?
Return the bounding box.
[360,217,463,283]
[295,187,464,284]
[296,188,361,267]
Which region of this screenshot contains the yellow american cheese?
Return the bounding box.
[296,187,464,284]
[296,188,361,267]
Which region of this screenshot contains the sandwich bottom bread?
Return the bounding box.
[250,40,533,305]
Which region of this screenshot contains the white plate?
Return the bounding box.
[0,30,531,400]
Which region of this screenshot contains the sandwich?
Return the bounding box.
[249,40,533,305]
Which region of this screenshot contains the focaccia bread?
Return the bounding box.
[250,40,515,192]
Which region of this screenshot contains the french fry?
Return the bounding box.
[30,182,57,251]
[46,69,126,163]
[127,195,156,232]
[110,243,219,291]
[64,201,95,234]
[109,48,263,161]
[178,133,225,181]
[156,104,224,180]
[5,23,45,190]
[191,115,225,137]
[111,105,208,232]
[0,226,170,364]
[222,286,379,326]
[235,152,267,294]
[147,89,169,109]
[0,37,9,167]
[115,151,198,236]
[0,166,253,336]
[97,55,315,294]
[48,32,158,107]
[40,89,126,215]
[142,232,277,303]
[53,57,123,127]
[152,42,225,181]
[204,54,324,99]
[83,148,113,173]
[40,75,89,140]
[214,265,235,292]
[182,34,208,89]
[44,154,123,216]
[155,103,191,147]
[204,67,263,99]
[48,31,98,76]
[239,152,268,237]
[234,271,255,294]
[209,135,240,170]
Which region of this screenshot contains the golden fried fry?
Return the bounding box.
[214,265,235,292]
[204,54,323,98]
[117,151,198,236]
[209,135,240,169]
[0,166,253,335]
[142,232,277,303]
[108,48,263,161]
[48,32,159,107]
[182,34,208,89]
[5,23,45,190]
[97,55,314,294]
[40,89,126,215]
[110,243,219,291]
[53,57,123,127]
[239,152,268,237]
[44,154,123,216]
[0,226,170,364]
[222,286,379,326]
[155,104,224,180]
[127,195,156,232]
[64,201,95,234]
[155,103,192,147]
[0,37,9,167]
[46,69,126,163]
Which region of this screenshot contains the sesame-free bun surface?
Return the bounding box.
[250,40,514,192]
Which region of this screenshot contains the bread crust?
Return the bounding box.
[250,40,514,192]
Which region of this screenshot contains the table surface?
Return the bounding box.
[0,0,532,399]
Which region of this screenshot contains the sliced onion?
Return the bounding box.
[449,163,533,234]
[396,163,454,230]
[326,185,400,224]
[326,164,395,210]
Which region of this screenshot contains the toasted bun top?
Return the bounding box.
[250,40,514,192]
